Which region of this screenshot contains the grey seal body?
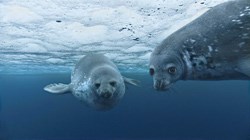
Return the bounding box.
[150,0,250,90]
[44,54,139,110]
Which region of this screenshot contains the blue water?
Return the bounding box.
[0,73,250,140]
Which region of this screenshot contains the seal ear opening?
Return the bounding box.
[44,83,71,94]
[123,76,140,87]
[238,57,250,77]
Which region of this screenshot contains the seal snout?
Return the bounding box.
[154,79,171,91]
[95,80,117,99]
[100,91,113,99]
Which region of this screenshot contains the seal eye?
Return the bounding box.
[95,83,100,88]
[110,81,116,87]
[149,68,154,76]
[168,67,177,74]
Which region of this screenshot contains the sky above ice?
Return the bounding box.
[0,0,229,74]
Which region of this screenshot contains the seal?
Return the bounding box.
[149,0,250,90]
[44,54,139,110]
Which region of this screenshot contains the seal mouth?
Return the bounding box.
[100,92,113,99]
[154,80,173,91]
[96,89,114,100]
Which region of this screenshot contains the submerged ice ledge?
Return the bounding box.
[0,0,228,74]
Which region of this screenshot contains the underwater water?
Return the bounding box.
[0,73,250,140]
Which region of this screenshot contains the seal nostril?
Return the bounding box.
[154,80,169,91]
[154,81,161,89]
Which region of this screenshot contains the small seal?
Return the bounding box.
[44,54,139,110]
[149,0,250,90]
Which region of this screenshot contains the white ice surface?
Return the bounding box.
[0,0,229,74]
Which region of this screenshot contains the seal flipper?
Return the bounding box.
[237,57,250,77]
[123,77,140,87]
[44,83,72,94]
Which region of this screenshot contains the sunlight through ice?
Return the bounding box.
[0,0,229,74]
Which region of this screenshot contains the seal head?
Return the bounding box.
[85,66,125,110]
[149,47,185,91]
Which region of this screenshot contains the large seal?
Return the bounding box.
[44,54,139,110]
[149,0,250,90]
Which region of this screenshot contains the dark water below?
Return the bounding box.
[0,73,250,140]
